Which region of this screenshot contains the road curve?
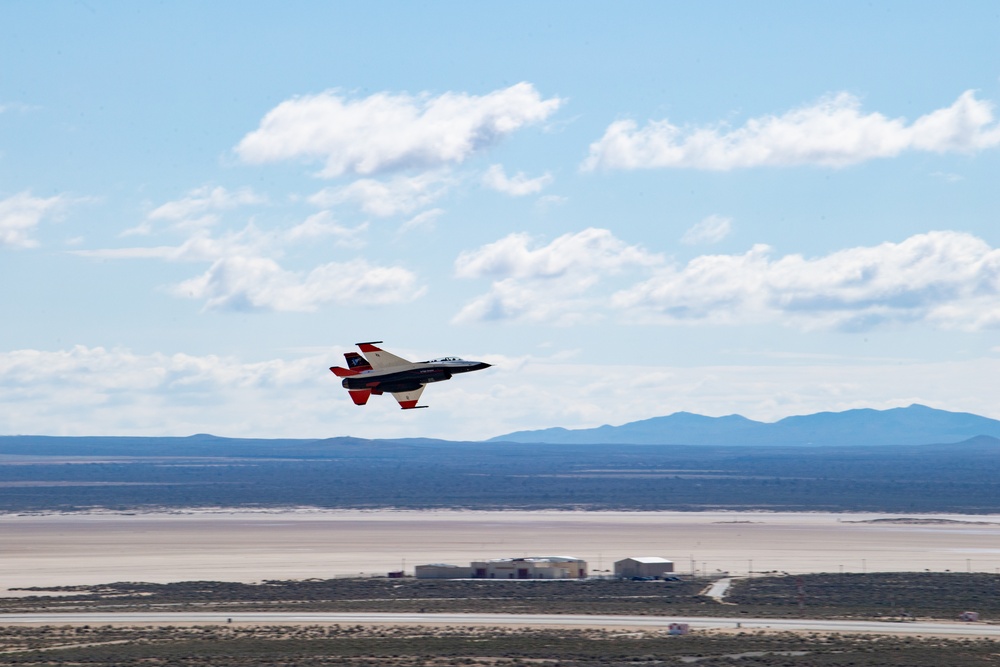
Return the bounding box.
[1,612,998,638]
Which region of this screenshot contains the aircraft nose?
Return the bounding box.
[471,362,491,371]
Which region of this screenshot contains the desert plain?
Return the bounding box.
[4,509,1000,595]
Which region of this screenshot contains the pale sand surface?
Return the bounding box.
[3,509,1000,594]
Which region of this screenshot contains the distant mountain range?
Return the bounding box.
[488,404,1000,447]
[3,405,999,452]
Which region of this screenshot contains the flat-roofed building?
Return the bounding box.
[614,556,674,578]
[471,556,587,579]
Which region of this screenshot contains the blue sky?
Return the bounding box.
[2,1,999,440]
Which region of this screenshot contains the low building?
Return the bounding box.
[614,556,674,578]
[668,622,690,635]
[471,556,587,579]
[414,563,474,579]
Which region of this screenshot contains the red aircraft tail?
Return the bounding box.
[329,352,374,377]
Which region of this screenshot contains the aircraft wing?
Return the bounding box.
[392,385,427,410]
[357,342,413,370]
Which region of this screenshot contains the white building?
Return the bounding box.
[614,557,675,578]
[471,556,587,579]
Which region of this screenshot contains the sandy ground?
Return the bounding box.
[2,509,1000,594]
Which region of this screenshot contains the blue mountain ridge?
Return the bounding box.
[487,404,1000,446]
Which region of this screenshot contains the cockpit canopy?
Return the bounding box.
[426,356,462,362]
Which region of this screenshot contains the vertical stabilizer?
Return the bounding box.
[344,352,373,372]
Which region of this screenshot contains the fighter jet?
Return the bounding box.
[329,341,491,409]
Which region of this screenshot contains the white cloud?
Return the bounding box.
[79,220,419,312]
[537,194,569,210]
[6,345,999,441]
[482,164,553,196]
[470,354,1000,437]
[174,256,424,312]
[309,171,454,217]
[453,228,662,324]
[138,186,265,233]
[931,171,963,183]
[78,224,269,262]
[614,231,1000,331]
[0,345,341,437]
[285,211,368,247]
[0,191,70,248]
[583,90,1000,171]
[235,82,563,178]
[681,214,732,245]
[455,227,661,280]
[452,229,1000,331]
[399,208,444,234]
[0,102,39,114]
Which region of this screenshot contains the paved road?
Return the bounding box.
[1,612,998,637]
[703,577,733,601]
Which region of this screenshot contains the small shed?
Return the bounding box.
[614,556,675,578]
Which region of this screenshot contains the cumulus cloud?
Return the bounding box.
[309,171,454,217]
[149,186,264,221]
[614,231,1000,331]
[0,191,71,248]
[0,345,344,437]
[583,90,1000,171]
[78,224,269,262]
[452,229,1000,331]
[235,82,562,178]
[681,214,732,245]
[399,208,444,234]
[482,164,553,196]
[285,211,368,247]
[80,220,419,312]
[465,353,1000,437]
[174,256,424,312]
[127,185,265,234]
[453,228,662,324]
[3,345,1000,440]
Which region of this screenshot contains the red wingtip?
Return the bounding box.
[398,400,419,409]
[330,366,356,377]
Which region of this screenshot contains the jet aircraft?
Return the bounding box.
[329,341,491,409]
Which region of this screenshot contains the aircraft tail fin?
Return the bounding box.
[344,352,373,372]
[329,352,374,377]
